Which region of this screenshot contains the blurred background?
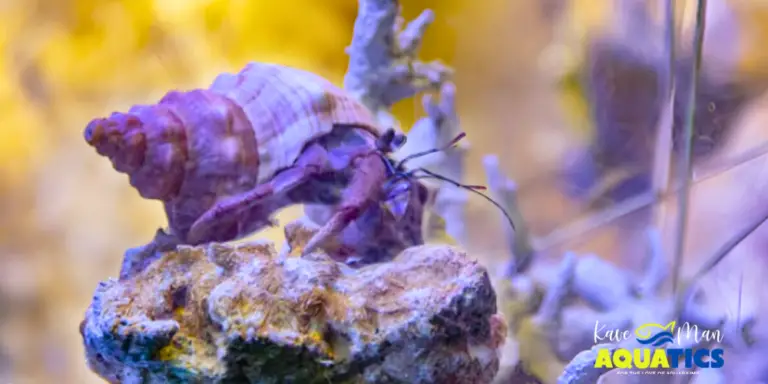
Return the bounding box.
[3,0,768,382]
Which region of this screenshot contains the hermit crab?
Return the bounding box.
[83,62,457,270]
[84,62,516,276]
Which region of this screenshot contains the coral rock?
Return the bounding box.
[80,226,506,383]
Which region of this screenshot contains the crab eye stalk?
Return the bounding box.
[391,133,407,149]
[376,128,397,152]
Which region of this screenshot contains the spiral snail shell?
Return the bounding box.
[85,62,380,199]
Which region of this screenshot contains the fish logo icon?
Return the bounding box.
[635,321,676,347]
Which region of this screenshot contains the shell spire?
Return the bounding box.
[84,104,188,200]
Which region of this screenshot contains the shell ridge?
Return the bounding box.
[210,65,265,118]
[210,62,382,183]
[209,63,280,183]
[260,67,323,179]
[251,67,297,183]
[125,104,187,199]
[175,91,226,180]
[278,68,335,166]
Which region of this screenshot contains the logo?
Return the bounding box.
[593,321,724,374]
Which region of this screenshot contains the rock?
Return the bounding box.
[80,223,507,383]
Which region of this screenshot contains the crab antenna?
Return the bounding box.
[376,129,395,150]
[379,153,398,176]
[395,131,467,169]
[414,167,516,231]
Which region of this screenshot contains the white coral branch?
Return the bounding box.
[634,227,668,297]
[397,82,464,171]
[557,344,618,384]
[535,252,577,326]
[483,155,533,275]
[400,82,470,244]
[344,0,451,131]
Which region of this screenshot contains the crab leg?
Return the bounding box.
[302,151,387,256]
[186,144,331,244]
[119,228,181,279]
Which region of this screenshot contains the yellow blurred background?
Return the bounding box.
[3,0,768,383]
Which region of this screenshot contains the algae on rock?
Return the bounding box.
[80,221,507,383]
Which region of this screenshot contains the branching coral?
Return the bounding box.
[498,231,732,383]
[405,82,471,244]
[343,0,452,132]
[488,2,768,382]
[498,221,766,383]
[482,153,768,383]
